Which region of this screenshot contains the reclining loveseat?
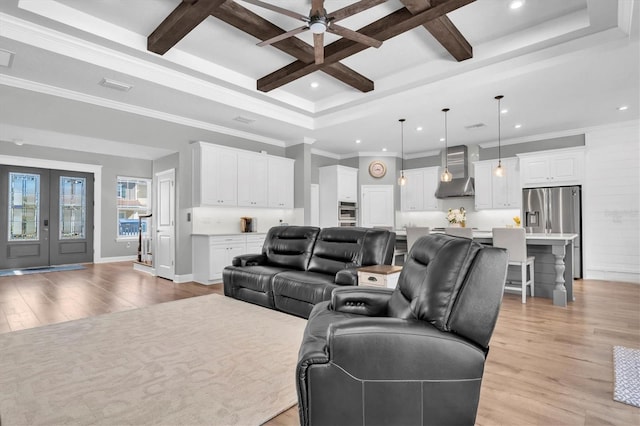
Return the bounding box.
[222,225,395,318]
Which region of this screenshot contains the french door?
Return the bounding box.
[0,165,94,269]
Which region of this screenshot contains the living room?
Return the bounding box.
[0,0,639,424]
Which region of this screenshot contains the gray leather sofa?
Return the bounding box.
[222,225,395,318]
[296,233,509,425]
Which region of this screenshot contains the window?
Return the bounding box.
[117,177,151,239]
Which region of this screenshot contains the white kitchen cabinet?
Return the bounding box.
[319,165,358,227]
[337,167,358,202]
[193,142,294,209]
[473,162,493,210]
[268,156,294,208]
[474,158,520,209]
[518,147,585,188]
[237,152,268,207]
[193,143,237,206]
[400,167,440,211]
[192,233,267,284]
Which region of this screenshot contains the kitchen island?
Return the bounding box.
[397,230,578,306]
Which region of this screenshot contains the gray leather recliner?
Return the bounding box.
[296,233,509,425]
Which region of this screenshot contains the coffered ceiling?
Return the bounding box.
[0,0,638,159]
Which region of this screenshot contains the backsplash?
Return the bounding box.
[396,198,520,231]
[192,207,299,234]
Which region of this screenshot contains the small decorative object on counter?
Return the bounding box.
[513,216,521,227]
[447,207,466,227]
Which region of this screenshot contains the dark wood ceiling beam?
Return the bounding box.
[258,0,474,92]
[213,0,373,92]
[399,0,472,61]
[148,0,226,55]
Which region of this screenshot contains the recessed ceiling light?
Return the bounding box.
[440,137,445,142]
[12,139,23,146]
[509,0,525,10]
[514,124,522,129]
[99,78,133,92]
[501,109,508,114]
[416,126,423,131]
[617,105,628,111]
[382,148,387,152]
[355,139,361,144]
[310,82,319,88]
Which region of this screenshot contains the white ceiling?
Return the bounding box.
[0,0,638,160]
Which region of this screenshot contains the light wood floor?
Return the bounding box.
[1,262,638,425]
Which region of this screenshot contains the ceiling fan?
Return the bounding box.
[242,0,385,64]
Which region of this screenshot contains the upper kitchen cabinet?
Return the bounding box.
[474,158,520,209]
[400,167,440,211]
[238,152,268,207]
[193,142,294,209]
[518,147,585,188]
[337,166,358,202]
[193,143,237,206]
[268,156,294,209]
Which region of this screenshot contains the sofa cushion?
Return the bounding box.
[388,234,481,332]
[222,265,291,309]
[273,271,339,318]
[263,226,320,271]
[307,227,393,276]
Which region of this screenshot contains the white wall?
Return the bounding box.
[584,121,640,283]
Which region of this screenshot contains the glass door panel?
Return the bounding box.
[8,172,40,241]
[59,176,86,240]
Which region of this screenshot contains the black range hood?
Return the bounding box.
[435,145,475,198]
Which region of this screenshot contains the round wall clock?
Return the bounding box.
[368,160,387,178]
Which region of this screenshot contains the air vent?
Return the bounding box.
[464,122,486,130]
[99,78,133,92]
[0,49,15,68]
[233,116,256,124]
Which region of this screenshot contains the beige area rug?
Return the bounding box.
[0,294,306,425]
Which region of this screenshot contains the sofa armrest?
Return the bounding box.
[330,287,394,316]
[231,253,267,267]
[326,318,487,379]
[334,267,358,286]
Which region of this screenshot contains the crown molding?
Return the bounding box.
[0,75,287,147]
[0,12,315,127]
[310,148,340,159]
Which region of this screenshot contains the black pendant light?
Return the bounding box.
[440,108,452,182]
[398,118,407,186]
[494,95,505,177]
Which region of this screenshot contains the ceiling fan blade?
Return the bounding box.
[327,24,382,48]
[257,25,309,47]
[328,0,388,23]
[241,0,308,22]
[311,0,324,16]
[313,33,324,64]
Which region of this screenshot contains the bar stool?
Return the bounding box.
[492,227,535,303]
[445,227,473,239]
[406,227,430,253]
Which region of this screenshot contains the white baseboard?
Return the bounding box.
[174,274,194,284]
[95,255,137,264]
[585,268,640,284]
[133,263,155,276]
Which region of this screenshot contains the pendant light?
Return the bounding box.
[398,118,407,186]
[494,95,505,177]
[440,108,453,182]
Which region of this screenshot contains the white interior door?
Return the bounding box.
[310,184,319,226]
[155,168,175,280]
[361,185,394,228]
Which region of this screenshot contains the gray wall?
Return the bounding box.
[311,153,338,184]
[404,154,442,170]
[0,140,153,259]
[479,135,584,160]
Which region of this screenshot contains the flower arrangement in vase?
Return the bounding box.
[513,216,521,227]
[447,207,466,227]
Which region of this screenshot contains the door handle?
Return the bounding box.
[43,219,49,226]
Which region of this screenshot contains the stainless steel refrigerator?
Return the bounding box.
[522,186,582,278]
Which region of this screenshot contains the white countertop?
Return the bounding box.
[395,229,578,241]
